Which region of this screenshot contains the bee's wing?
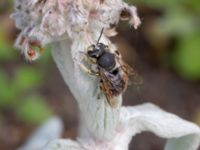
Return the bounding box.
[118,59,144,102]
[115,50,142,85]
[115,52,144,101]
[100,80,119,108]
[99,69,121,107]
[100,68,124,94]
[118,59,143,86]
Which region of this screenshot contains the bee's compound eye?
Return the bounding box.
[98,52,116,71]
[88,50,96,58]
[88,44,105,58]
[88,48,102,58]
[87,44,95,51]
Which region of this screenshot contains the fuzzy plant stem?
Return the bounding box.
[52,39,121,141]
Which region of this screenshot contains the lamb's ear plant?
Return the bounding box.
[11,0,200,150]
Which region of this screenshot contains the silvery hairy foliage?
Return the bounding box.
[11,0,140,61]
[11,0,200,150]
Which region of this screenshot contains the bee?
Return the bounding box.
[78,28,142,107]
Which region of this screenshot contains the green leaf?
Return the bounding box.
[16,95,52,124]
[156,9,197,37]
[133,0,180,9]
[182,0,200,13]
[0,70,17,106]
[13,66,43,91]
[0,28,16,61]
[39,46,52,65]
[0,71,9,105]
[173,33,200,80]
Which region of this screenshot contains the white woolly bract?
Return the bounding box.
[43,103,200,150]
[11,0,141,61]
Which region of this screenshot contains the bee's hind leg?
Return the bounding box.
[97,82,103,99]
[97,80,107,99]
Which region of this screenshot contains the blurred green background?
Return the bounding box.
[0,0,200,149]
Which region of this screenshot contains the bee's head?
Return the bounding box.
[87,43,106,59]
[87,28,107,59]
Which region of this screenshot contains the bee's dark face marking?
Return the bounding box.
[88,49,102,58]
[87,44,104,58]
[87,43,108,58]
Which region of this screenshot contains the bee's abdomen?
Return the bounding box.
[109,69,127,96]
[111,80,126,96]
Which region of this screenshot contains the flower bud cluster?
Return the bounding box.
[12,0,141,61]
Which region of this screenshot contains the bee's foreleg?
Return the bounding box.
[78,51,96,65]
[78,63,99,76]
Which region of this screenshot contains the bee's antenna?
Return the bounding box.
[97,28,104,44]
